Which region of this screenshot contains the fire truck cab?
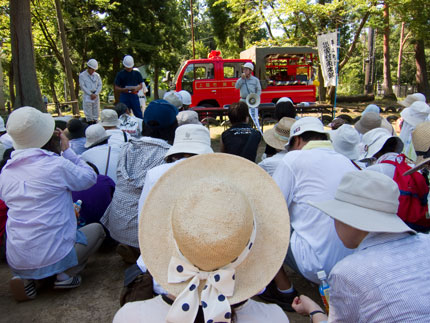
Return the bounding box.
[172,46,318,108]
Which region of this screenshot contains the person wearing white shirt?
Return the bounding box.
[99,109,130,148]
[79,59,102,123]
[0,107,105,301]
[292,170,430,322]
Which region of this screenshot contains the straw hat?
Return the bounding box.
[330,124,360,160]
[263,117,295,150]
[403,157,430,176]
[139,153,290,309]
[84,124,110,148]
[286,117,329,148]
[399,93,426,108]
[359,128,403,162]
[165,124,213,158]
[100,109,119,127]
[400,101,430,127]
[308,170,415,233]
[6,106,55,150]
[0,116,6,132]
[354,112,381,134]
[412,121,430,164]
[176,110,201,126]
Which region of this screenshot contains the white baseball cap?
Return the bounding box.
[243,62,254,71]
[178,90,192,105]
[87,59,98,70]
[286,117,329,148]
[123,55,134,68]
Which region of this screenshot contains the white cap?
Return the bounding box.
[123,55,134,68]
[87,59,98,70]
[277,97,293,104]
[243,62,254,71]
[178,90,192,105]
[286,117,329,148]
[330,124,360,160]
[0,116,5,132]
[85,124,111,148]
[165,124,213,158]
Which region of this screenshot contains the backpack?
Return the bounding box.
[381,154,430,231]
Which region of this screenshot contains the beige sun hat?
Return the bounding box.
[6,106,55,150]
[399,93,426,108]
[139,153,290,308]
[84,124,110,148]
[354,112,382,134]
[100,109,119,127]
[165,124,213,158]
[412,121,430,164]
[262,117,295,151]
[330,124,360,160]
[309,170,415,233]
[176,110,201,126]
[359,128,403,162]
[401,101,430,127]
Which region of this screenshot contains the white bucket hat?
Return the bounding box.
[0,116,6,132]
[176,110,201,126]
[6,106,55,150]
[87,59,98,70]
[399,93,426,108]
[286,117,329,148]
[243,62,254,71]
[400,101,430,127]
[262,117,295,151]
[84,124,110,148]
[359,128,403,162]
[165,124,213,158]
[123,55,134,68]
[164,92,183,108]
[100,109,119,127]
[354,112,381,134]
[178,90,192,105]
[308,170,415,233]
[330,124,360,160]
[139,153,290,323]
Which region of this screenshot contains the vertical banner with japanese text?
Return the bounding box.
[317,32,338,87]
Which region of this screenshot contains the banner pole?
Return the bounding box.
[333,28,340,119]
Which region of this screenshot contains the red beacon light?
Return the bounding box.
[208,50,222,59]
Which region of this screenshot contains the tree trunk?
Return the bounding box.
[0,58,5,112]
[50,81,60,116]
[8,66,15,108]
[415,39,430,100]
[364,28,375,95]
[154,67,159,100]
[54,0,79,115]
[10,0,44,111]
[396,22,405,90]
[382,2,396,100]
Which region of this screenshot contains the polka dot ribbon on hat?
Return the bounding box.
[166,220,257,323]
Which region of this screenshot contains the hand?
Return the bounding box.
[56,128,70,152]
[292,295,323,315]
[241,73,246,79]
[90,94,97,100]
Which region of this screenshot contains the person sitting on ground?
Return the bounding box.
[330,124,363,169]
[65,118,88,155]
[220,101,261,162]
[258,117,295,176]
[0,106,105,301]
[115,102,143,139]
[81,124,121,183]
[120,124,214,306]
[263,98,297,158]
[113,153,291,323]
[72,162,115,226]
[399,101,430,161]
[259,117,356,312]
[362,104,396,135]
[164,92,183,110]
[177,90,192,110]
[100,100,178,264]
[176,110,201,127]
[292,170,430,322]
[100,109,129,148]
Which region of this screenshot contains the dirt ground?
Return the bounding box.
[0,103,399,322]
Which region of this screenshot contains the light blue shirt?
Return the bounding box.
[235,75,262,99]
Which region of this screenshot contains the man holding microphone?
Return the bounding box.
[235,62,261,102]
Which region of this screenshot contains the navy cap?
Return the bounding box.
[144,100,179,129]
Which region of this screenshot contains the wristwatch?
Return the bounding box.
[309,310,325,322]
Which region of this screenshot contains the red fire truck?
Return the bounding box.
[171,46,318,107]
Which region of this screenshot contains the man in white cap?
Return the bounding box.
[79,59,102,124]
[235,62,261,102]
[259,117,356,311]
[292,170,430,322]
[114,55,144,119]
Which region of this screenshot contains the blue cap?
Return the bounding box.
[143,100,179,128]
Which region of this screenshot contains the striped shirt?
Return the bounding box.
[328,232,430,322]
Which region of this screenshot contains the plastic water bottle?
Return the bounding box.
[317,270,330,313]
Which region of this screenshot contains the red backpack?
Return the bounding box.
[381,154,430,231]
